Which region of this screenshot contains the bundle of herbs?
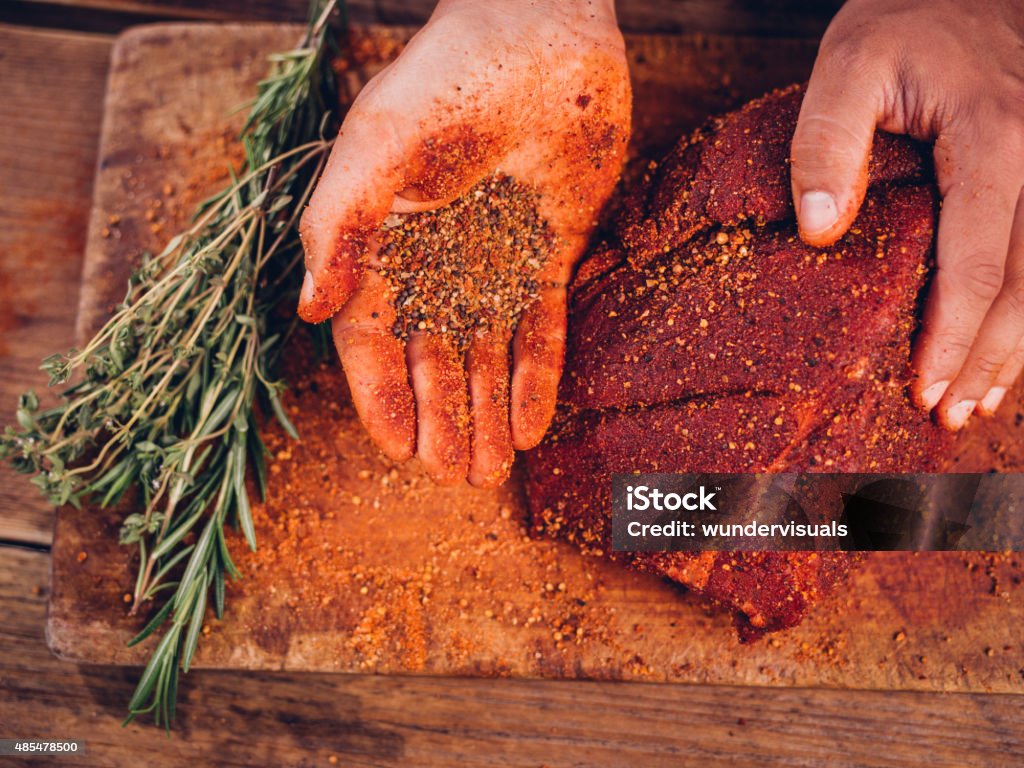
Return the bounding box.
[0,0,342,728]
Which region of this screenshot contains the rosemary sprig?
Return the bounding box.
[1,0,341,728]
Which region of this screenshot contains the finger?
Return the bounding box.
[332,271,416,461]
[506,228,585,452]
[511,285,566,450]
[299,104,411,323]
[791,43,885,246]
[912,135,1023,425]
[981,335,1024,416]
[407,331,471,485]
[941,186,1024,423]
[466,329,514,488]
[299,27,502,325]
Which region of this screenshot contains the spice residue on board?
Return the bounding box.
[225,349,618,673]
[376,174,555,351]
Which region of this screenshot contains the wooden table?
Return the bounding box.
[0,4,1022,766]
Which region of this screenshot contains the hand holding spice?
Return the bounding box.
[299,0,631,486]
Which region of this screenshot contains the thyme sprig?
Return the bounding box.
[1,0,341,728]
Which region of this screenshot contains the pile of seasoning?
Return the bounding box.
[376,174,555,351]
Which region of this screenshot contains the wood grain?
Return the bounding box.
[46,23,1024,695]
[0,13,1019,768]
[0,24,112,546]
[5,547,1024,767]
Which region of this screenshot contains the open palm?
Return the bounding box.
[299,0,631,485]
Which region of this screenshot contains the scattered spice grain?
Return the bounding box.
[376,174,554,351]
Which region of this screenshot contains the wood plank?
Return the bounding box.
[0,0,345,34]
[0,25,112,546]
[47,23,1024,694]
[5,546,1024,766]
[15,0,312,21]
[617,0,842,36]
[8,0,843,36]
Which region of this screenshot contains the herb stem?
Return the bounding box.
[1,0,342,728]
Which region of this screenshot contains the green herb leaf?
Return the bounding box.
[4,0,342,729]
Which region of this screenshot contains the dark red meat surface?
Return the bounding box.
[525,85,954,638]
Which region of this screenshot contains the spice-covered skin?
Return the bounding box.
[299,0,630,486]
[792,0,1024,431]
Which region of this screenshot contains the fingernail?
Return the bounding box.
[799,191,839,235]
[300,271,315,305]
[945,400,977,430]
[919,380,950,410]
[981,386,1007,414]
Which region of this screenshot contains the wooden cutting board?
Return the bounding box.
[47,22,1024,693]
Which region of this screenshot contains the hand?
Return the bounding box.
[790,0,1024,430]
[299,0,630,485]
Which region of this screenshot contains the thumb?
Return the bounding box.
[300,100,499,322]
[298,106,411,324]
[791,64,883,247]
